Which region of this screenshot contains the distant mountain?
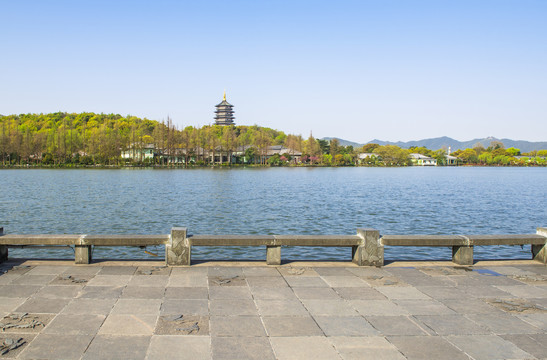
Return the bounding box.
[320,136,547,153]
[365,136,547,153]
[320,137,363,148]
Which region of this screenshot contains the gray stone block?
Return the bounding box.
[356,228,383,266]
[166,227,190,266]
[452,245,473,265]
[266,245,281,265]
[388,335,470,360]
[75,245,92,264]
[212,336,275,360]
[262,316,323,337]
[82,335,151,360]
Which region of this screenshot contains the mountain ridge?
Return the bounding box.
[321,136,547,153]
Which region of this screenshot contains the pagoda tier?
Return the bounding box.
[214,92,235,125]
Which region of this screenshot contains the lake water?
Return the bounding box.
[1,167,546,262]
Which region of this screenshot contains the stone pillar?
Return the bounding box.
[355,229,383,266]
[266,246,281,265]
[452,246,473,265]
[532,227,547,264]
[0,227,7,263]
[166,227,190,266]
[75,246,92,264]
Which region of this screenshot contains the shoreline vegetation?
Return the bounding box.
[1,112,546,168]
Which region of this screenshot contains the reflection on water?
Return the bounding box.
[1,167,546,261]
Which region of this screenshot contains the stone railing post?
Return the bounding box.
[355,228,383,266]
[452,236,473,265]
[0,227,7,263]
[166,227,190,266]
[533,227,547,264]
[75,235,92,264]
[266,244,281,265]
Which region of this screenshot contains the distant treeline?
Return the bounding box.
[0,112,545,167]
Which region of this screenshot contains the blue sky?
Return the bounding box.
[1,0,546,142]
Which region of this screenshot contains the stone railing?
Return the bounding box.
[1,227,546,266]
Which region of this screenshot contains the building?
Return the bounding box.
[214,91,235,126]
[409,153,437,166]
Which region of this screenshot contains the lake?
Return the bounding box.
[1,167,546,262]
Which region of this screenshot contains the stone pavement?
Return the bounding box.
[1,260,547,359]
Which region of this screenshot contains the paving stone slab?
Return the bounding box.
[401,275,456,287]
[270,336,342,360]
[314,316,379,336]
[212,336,275,360]
[441,297,503,314]
[0,285,42,298]
[210,299,258,316]
[99,314,157,335]
[83,335,151,360]
[209,286,253,300]
[321,276,370,288]
[50,274,93,285]
[0,298,26,314]
[496,285,547,299]
[376,286,430,300]
[468,313,543,334]
[155,315,209,335]
[256,299,309,316]
[10,275,57,286]
[0,274,21,285]
[161,300,209,316]
[18,333,93,360]
[501,334,547,360]
[301,299,359,316]
[388,335,470,360]
[329,336,406,360]
[61,298,117,315]
[111,299,162,315]
[446,334,534,360]
[34,285,81,299]
[16,297,71,313]
[313,267,355,276]
[170,267,208,276]
[210,316,266,337]
[242,267,281,277]
[164,287,209,299]
[147,335,211,360]
[61,266,101,276]
[285,276,329,287]
[26,266,70,275]
[485,298,547,314]
[98,266,137,275]
[350,300,409,316]
[0,313,52,333]
[262,316,323,337]
[394,299,456,315]
[245,276,288,288]
[250,286,298,300]
[455,284,513,298]
[278,267,318,277]
[294,287,343,300]
[0,333,36,359]
[366,316,429,336]
[415,314,491,335]
[345,267,391,277]
[127,275,169,287]
[78,286,124,299]
[2,266,33,275]
[414,286,469,299]
[208,267,243,277]
[43,314,105,335]
[86,275,132,287]
[517,313,547,331]
[362,275,407,287]
[122,286,165,299]
[168,275,208,287]
[136,266,171,276]
[209,275,247,287]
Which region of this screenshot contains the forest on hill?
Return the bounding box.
[0,112,545,167]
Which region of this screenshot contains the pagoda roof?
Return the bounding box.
[215,100,233,107]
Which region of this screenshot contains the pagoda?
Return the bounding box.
[214,91,235,125]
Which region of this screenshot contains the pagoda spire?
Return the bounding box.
[223,90,226,101]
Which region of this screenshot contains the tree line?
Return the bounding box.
[0,112,545,167]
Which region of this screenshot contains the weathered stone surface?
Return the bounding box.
[210,316,265,337]
[160,299,208,316]
[98,314,157,335]
[452,245,474,265]
[166,227,190,266]
[356,228,383,266]
[147,335,211,360]
[75,245,92,264]
[262,316,323,337]
[446,335,534,360]
[270,336,341,360]
[256,299,309,316]
[366,316,429,336]
[388,335,470,360]
[82,335,151,360]
[18,334,93,360]
[155,314,209,335]
[266,245,281,265]
[0,313,52,333]
[212,336,274,360]
[314,316,379,336]
[329,336,406,360]
[43,314,105,335]
[416,314,490,335]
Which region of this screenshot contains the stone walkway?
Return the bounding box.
[1,260,547,359]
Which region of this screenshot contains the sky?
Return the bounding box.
[1,0,546,143]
